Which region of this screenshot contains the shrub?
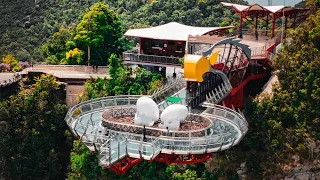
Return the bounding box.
[19,61,30,69]
[0,63,10,72]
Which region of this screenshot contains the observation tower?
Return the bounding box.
[64,2,308,175]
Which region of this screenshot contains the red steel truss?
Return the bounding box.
[103,153,213,175]
[221,2,308,38]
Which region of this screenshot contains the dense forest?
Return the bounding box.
[0,0,247,64]
[1,0,320,179]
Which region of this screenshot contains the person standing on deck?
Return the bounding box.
[143,125,147,142]
[165,127,171,150]
[166,127,170,136]
[239,31,243,39]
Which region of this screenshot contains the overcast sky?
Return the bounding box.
[246,0,303,6]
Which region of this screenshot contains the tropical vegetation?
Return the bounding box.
[0,0,319,179]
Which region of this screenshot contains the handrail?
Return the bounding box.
[72,101,246,138]
[67,96,248,167]
[151,77,185,103]
[33,64,109,68]
[122,50,181,66]
[203,103,248,128]
[65,96,144,121]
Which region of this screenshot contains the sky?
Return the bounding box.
[246,0,303,6]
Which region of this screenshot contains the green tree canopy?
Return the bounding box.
[0,74,72,179]
[73,2,126,66]
[230,1,320,178]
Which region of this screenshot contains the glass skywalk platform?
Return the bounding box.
[65,94,248,168]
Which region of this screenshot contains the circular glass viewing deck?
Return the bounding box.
[65,95,248,167]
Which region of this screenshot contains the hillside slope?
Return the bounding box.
[0,0,247,62]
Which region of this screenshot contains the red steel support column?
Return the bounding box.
[255,14,258,34]
[239,14,243,34]
[164,40,168,56]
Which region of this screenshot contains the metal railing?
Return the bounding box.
[265,30,282,49]
[250,46,266,57]
[65,95,248,167]
[250,45,277,62]
[122,49,181,66]
[151,77,185,104]
[241,29,272,36]
[64,95,144,135]
[267,52,276,62]
[99,135,162,167]
[205,70,233,104]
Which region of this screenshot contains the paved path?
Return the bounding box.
[21,67,109,79]
[0,73,15,82]
[1,66,110,107]
[262,74,279,94]
[0,72,21,87]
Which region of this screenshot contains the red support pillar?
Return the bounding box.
[164,40,168,56]
[271,16,275,38]
[239,14,243,34]
[255,14,258,34]
[139,38,143,54]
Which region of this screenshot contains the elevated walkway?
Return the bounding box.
[20,66,109,80]
[65,95,248,168]
[122,33,280,68]
[0,72,21,87]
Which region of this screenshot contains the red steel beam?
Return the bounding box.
[230,73,266,96]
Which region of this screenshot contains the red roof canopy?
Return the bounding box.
[221,2,308,19]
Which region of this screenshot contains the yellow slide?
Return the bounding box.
[184,50,220,82]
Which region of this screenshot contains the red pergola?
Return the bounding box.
[221,2,308,38]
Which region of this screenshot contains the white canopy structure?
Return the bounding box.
[220,2,294,13]
[124,22,233,41]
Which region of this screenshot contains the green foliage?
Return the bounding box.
[42,27,73,62]
[65,48,84,64]
[79,55,162,101]
[173,169,198,180]
[179,57,184,68]
[0,0,102,61]
[45,55,60,65]
[112,0,247,29]
[73,2,127,66]
[1,54,21,71]
[0,0,247,62]
[68,141,103,180]
[233,1,320,178]
[0,74,72,179]
[109,53,122,79]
